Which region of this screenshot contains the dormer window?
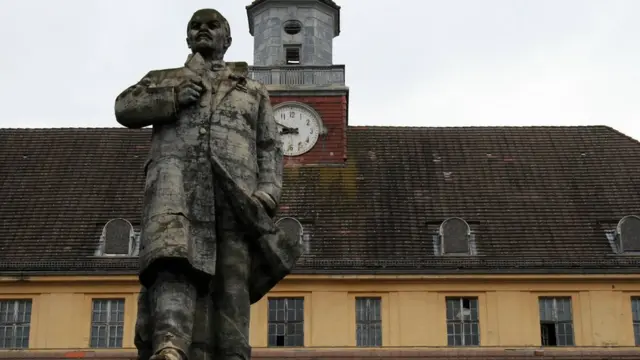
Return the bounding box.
[615,215,640,253]
[276,217,309,254]
[95,218,139,257]
[434,217,477,256]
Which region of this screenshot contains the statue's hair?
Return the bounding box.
[188,9,231,38]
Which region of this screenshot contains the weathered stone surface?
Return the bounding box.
[114,8,302,360]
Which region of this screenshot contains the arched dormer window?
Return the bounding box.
[438,217,474,255]
[616,215,640,253]
[95,218,137,256]
[276,217,309,254]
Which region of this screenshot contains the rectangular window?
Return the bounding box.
[539,297,574,346]
[355,297,382,347]
[632,297,640,345]
[90,299,125,348]
[267,297,304,347]
[446,297,480,346]
[0,299,32,349]
[284,45,301,65]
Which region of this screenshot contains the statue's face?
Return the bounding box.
[186,10,230,57]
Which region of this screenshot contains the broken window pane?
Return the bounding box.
[538,297,574,347]
[445,297,479,346]
[267,298,304,347]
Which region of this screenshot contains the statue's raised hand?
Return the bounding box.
[175,79,204,107]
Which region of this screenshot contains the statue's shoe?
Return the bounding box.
[150,348,184,360]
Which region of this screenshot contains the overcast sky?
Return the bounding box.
[1,1,639,139]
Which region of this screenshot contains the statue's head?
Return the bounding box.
[186,9,232,60]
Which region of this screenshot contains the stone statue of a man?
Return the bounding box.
[114,8,301,360]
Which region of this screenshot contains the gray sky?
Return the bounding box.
[2,1,639,139]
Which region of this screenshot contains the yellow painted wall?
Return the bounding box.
[1,274,640,349]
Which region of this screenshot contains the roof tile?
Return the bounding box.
[1,126,640,274]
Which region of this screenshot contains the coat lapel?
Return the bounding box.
[184,53,212,107]
[184,53,207,74]
[183,53,240,110]
[211,67,239,111]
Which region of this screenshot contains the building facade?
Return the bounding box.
[2,274,640,358]
[3,274,640,348]
[1,0,640,359]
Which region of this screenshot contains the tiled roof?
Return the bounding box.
[1,126,640,274]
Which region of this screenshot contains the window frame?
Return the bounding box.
[355,296,383,347]
[284,44,302,65]
[631,296,640,346]
[348,293,388,347]
[266,296,306,348]
[445,296,481,347]
[0,298,33,349]
[440,217,472,255]
[616,215,640,253]
[96,218,138,257]
[537,296,575,347]
[89,298,126,348]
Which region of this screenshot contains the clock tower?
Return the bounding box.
[246,0,348,166]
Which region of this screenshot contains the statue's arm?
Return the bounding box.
[254,84,284,215]
[114,71,178,129]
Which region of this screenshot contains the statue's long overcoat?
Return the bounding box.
[114,54,285,303]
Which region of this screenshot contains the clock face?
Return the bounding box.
[273,103,321,156]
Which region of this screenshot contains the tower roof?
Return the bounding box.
[246,0,341,37]
[246,0,340,11]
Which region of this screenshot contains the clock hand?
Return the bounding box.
[279,126,299,135]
